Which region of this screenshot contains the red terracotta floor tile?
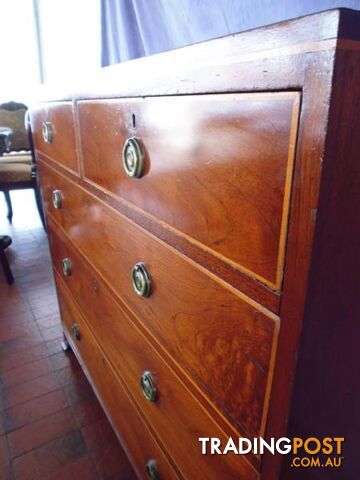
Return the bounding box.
[19,281,54,294]
[26,286,56,303]
[72,397,105,428]
[3,371,59,409]
[0,463,12,480]
[44,456,98,480]
[0,323,27,338]
[40,325,64,342]
[3,389,68,433]
[0,434,9,467]
[55,363,83,388]
[0,310,34,324]
[0,280,23,295]
[28,294,58,310]
[91,440,135,480]
[0,283,26,298]
[0,330,44,353]
[63,378,94,406]
[0,357,54,390]
[13,430,87,480]
[50,351,78,371]
[0,319,39,343]
[82,418,117,452]
[0,343,49,374]
[8,407,77,459]
[106,473,137,480]
[36,313,61,330]
[32,303,61,321]
[0,301,30,318]
[22,280,55,294]
[46,337,65,356]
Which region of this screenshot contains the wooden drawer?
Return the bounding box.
[30,102,79,173]
[40,161,278,439]
[77,93,300,289]
[52,227,259,480]
[55,276,180,480]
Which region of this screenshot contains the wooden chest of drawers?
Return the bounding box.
[30,9,360,479]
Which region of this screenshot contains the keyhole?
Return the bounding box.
[132,113,136,128]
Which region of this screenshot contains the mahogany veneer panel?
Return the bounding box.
[56,279,181,480]
[31,103,79,174]
[41,161,278,440]
[78,93,300,288]
[56,270,258,479]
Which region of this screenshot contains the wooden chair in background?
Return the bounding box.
[0,101,45,227]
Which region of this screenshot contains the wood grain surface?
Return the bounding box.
[31,103,80,174]
[78,92,300,289]
[55,263,259,480]
[41,165,278,440]
[56,278,181,480]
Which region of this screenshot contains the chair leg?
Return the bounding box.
[4,191,13,223]
[0,247,14,284]
[33,187,46,231]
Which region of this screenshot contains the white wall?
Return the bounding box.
[0,0,41,103]
[0,0,101,104]
[38,0,101,84]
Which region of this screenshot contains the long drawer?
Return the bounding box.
[40,159,278,439]
[52,225,259,479]
[77,93,300,288]
[30,102,79,174]
[55,274,180,480]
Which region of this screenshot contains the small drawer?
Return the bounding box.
[54,245,258,480]
[43,166,278,442]
[77,92,300,289]
[56,279,180,480]
[30,102,79,173]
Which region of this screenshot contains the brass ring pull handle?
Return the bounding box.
[132,262,151,297]
[62,258,72,277]
[122,137,144,178]
[52,189,62,209]
[140,371,157,402]
[42,121,53,144]
[146,459,159,480]
[72,323,81,341]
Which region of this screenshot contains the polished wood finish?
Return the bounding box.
[31,9,360,479]
[42,163,278,440]
[78,93,300,288]
[281,45,360,479]
[31,103,79,174]
[53,230,258,480]
[55,277,181,480]
[37,152,281,313]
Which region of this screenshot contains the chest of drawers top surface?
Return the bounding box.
[31,8,360,480]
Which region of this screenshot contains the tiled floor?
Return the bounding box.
[0,191,136,480]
